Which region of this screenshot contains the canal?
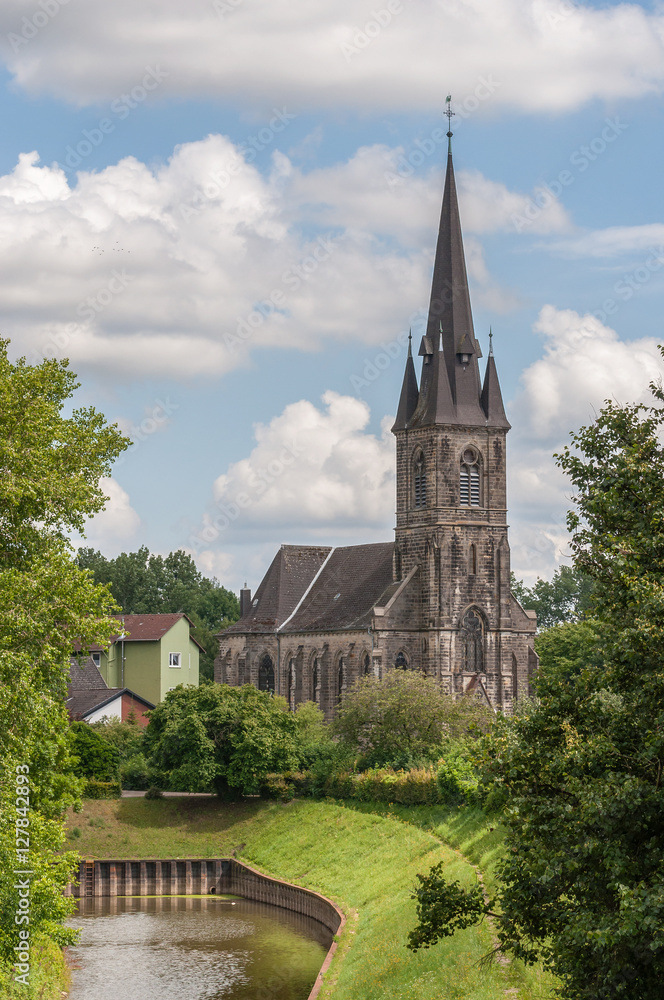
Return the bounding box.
[67,895,333,1000]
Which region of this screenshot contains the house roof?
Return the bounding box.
[222,541,395,636]
[69,656,107,690]
[72,613,206,654]
[67,687,155,720]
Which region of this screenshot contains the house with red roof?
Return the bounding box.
[81,613,203,706]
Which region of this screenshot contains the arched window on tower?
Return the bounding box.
[363,652,372,677]
[413,451,427,508]
[460,447,481,507]
[512,652,518,703]
[461,609,484,673]
[258,654,275,694]
[468,543,477,576]
[394,651,409,670]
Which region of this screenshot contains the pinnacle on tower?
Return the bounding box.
[392,331,419,431]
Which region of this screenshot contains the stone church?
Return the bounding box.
[215,141,537,717]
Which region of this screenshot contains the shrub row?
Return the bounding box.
[259,760,480,806]
[83,779,121,799]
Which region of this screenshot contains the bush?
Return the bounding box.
[120,753,150,790]
[70,720,121,781]
[83,779,121,799]
[324,767,439,805]
[145,785,163,800]
[436,756,479,804]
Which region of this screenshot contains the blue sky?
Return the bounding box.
[1,0,663,592]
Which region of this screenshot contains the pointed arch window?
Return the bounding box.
[413,451,427,508]
[394,651,409,670]
[337,657,347,701]
[461,609,484,673]
[312,656,321,705]
[363,652,372,677]
[460,448,481,507]
[287,657,296,711]
[258,654,275,694]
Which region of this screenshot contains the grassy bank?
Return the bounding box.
[64,797,554,1000]
[0,936,69,1000]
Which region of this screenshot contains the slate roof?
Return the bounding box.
[69,656,106,690]
[223,545,332,634]
[67,687,155,721]
[222,541,395,636]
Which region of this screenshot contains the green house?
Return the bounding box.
[90,613,202,706]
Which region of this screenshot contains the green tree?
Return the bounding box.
[77,546,240,679]
[0,342,128,967]
[409,360,664,999]
[333,671,491,769]
[69,722,121,781]
[511,564,594,628]
[144,683,300,798]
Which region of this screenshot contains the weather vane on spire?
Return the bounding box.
[445,95,455,151]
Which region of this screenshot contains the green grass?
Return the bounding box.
[64,797,556,1000]
[0,935,69,1000]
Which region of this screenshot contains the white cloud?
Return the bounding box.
[76,477,141,550]
[1,1,663,113]
[0,142,534,381]
[508,304,664,584]
[551,224,664,258]
[458,169,572,236]
[186,391,395,559]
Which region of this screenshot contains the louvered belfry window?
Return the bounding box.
[414,453,427,508]
[460,448,481,507]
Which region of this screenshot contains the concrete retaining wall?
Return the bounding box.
[67,857,343,936]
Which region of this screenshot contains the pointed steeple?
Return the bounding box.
[481,329,510,429]
[392,332,419,431]
[409,136,486,428]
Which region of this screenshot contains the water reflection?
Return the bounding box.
[68,895,332,1000]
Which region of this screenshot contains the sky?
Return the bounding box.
[1,0,663,594]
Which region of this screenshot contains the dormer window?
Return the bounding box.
[460,447,481,506]
[413,451,427,508]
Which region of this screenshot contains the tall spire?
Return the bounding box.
[392,331,420,431]
[409,110,488,429]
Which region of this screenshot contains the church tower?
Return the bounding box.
[391,137,536,707]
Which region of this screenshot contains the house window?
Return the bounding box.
[460,448,481,507]
[91,652,101,668]
[413,451,427,508]
[169,652,181,668]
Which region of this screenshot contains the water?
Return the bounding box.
[67,896,333,1000]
